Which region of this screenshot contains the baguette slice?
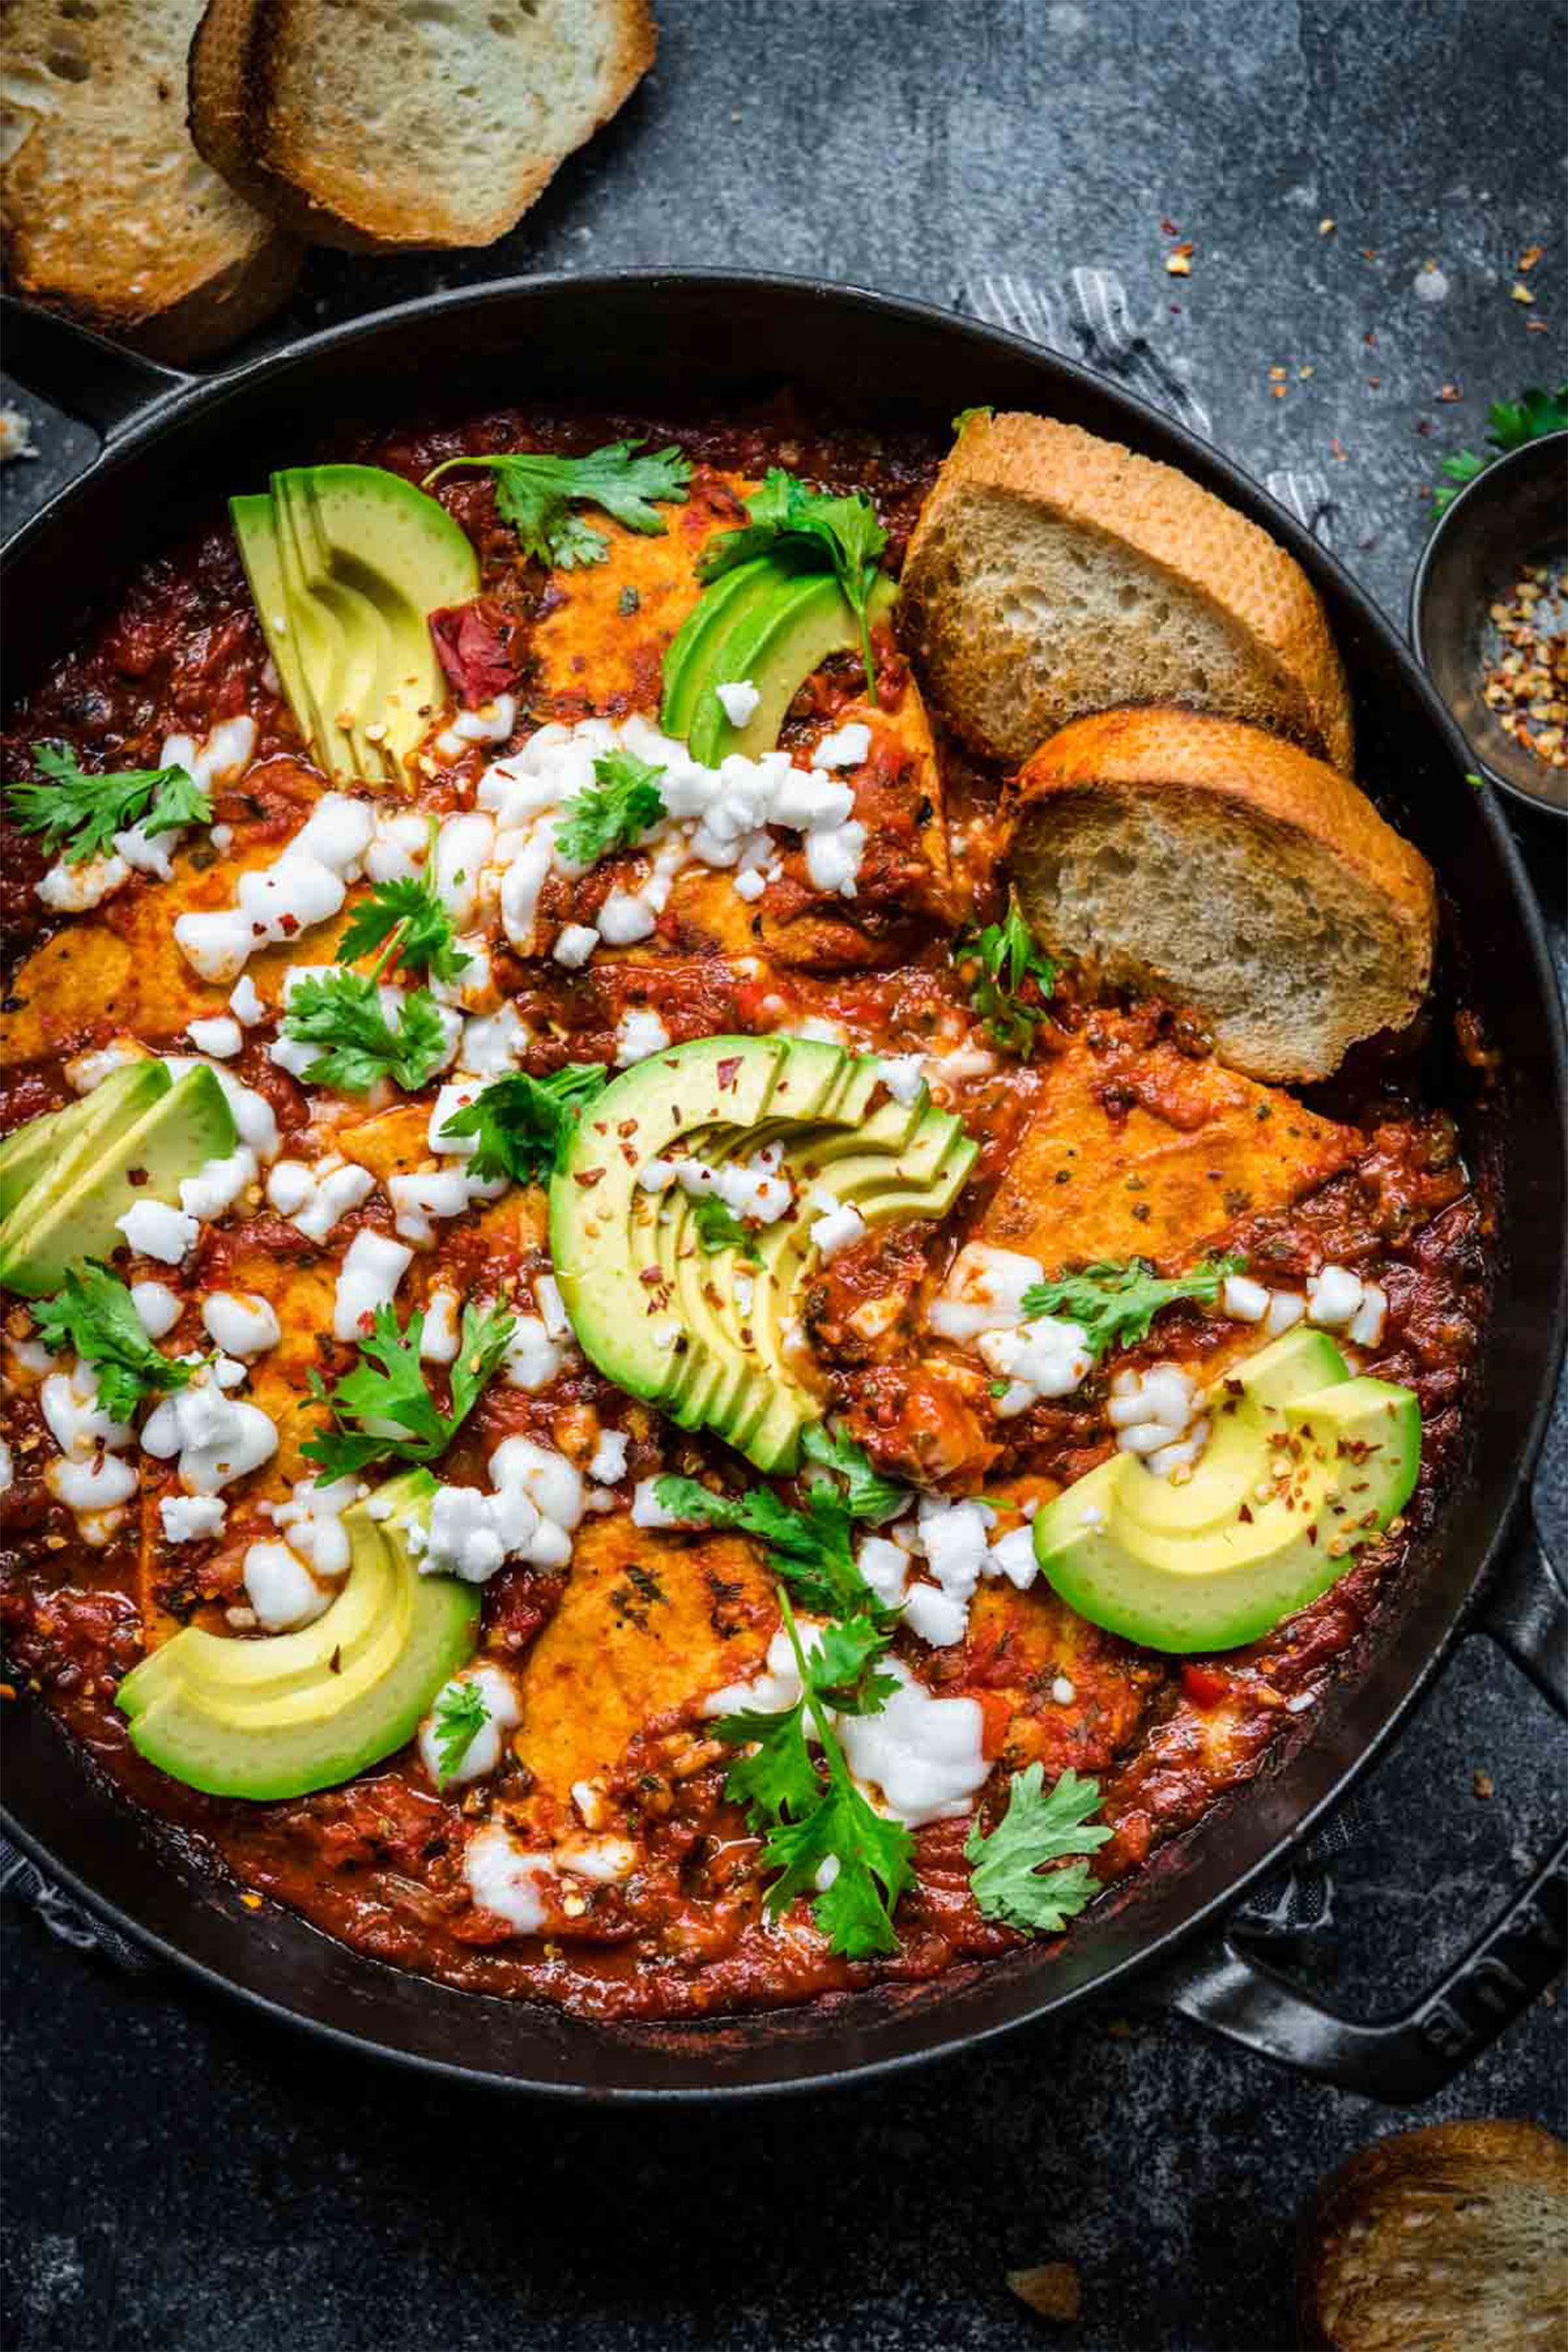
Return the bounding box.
[902,410,1354,773]
[0,0,301,362]
[1298,2120,1568,2352]
[1011,707,1435,1082]
[189,0,658,254]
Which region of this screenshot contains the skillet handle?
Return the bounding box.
[1145,1498,1568,2100]
[1,295,195,445]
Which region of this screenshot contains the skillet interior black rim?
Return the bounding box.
[2,269,1564,2101]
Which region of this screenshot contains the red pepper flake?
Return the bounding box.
[1329,438,1348,460]
[1238,1503,1253,1524]
[573,1169,605,1188]
[1435,383,1463,402]
[329,1645,342,1675]
[717,1057,742,1090]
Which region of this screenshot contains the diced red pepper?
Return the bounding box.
[428,597,520,707]
[1181,1662,1229,1708]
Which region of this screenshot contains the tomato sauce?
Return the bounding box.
[0,399,1497,2022]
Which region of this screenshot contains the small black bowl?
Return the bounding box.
[1410,429,1568,823]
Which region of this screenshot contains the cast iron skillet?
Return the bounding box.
[2,273,1564,2105]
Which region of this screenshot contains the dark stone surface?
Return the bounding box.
[2,3,1563,2346]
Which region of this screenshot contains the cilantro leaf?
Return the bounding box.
[32,1262,193,1424]
[553,750,667,867]
[281,967,449,1093]
[303,1300,514,1480]
[1432,382,1567,511]
[952,405,994,434]
[424,441,693,570]
[964,1764,1111,1932]
[438,1063,608,1186]
[713,1590,912,1959]
[6,743,212,866]
[695,468,890,703]
[1019,1253,1243,1359]
[652,1472,881,1622]
[955,896,1056,1055]
[692,1194,761,1261]
[432,1680,490,1788]
[337,834,471,984]
[800,1421,907,1524]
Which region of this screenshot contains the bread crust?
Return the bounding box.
[1012,707,1436,1081]
[1298,2120,1568,2352]
[2,0,300,361]
[903,410,1354,773]
[189,0,658,253]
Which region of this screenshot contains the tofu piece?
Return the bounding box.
[976,1027,1355,1273]
[505,1516,773,1835]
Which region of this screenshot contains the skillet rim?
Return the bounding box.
[1,266,1563,2102]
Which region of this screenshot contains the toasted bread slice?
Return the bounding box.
[188,0,657,254]
[902,410,1354,773]
[0,0,300,362]
[1298,2120,1568,2352]
[1011,707,1435,1082]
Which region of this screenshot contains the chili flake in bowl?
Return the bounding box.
[1411,429,1568,820]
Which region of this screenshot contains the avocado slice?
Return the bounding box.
[117,1470,480,1800]
[0,1064,235,1298]
[683,567,899,766]
[232,463,479,790]
[1032,1328,1421,1654]
[659,552,809,740]
[549,1036,975,1472]
[0,1060,170,1230]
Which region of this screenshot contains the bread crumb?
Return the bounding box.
[1512,281,1536,304]
[1473,1768,1494,1800]
[0,405,38,463]
[239,1891,264,1910]
[1008,2263,1081,2322]
[1519,244,1544,270]
[1319,217,1336,235]
[1165,244,1193,276]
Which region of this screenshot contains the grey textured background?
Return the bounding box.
[2,3,1564,2346]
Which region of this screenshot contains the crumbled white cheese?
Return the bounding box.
[37,853,131,912]
[1265,1290,1306,1336]
[1348,1282,1388,1348]
[502,1314,564,1393]
[45,1449,139,1521]
[803,819,867,898]
[420,1286,462,1363]
[186,1016,242,1060]
[1221,1273,1271,1323]
[615,1006,671,1066]
[534,1275,570,1340]
[116,1199,199,1265]
[836,1661,988,1825]
[228,975,266,1027]
[810,1196,867,1260]
[200,1291,280,1358]
[985,1526,1039,1590]
[243,1539,330,1631]
[179,1146,258,1221]
[41,1360,135,1460]
[269,1474,358,1579]
[388,1168,474,1247]
[588,1428,629,1484]
[418,1663,521,1787]
[1307,1263,1366,1330]
[813,722,872,771]
[141,1367,278,1494]
[160,1493,227,1544]
[267,1157,375,1242]
[552,923,600,969]
[901,1582,968,1648]
[716,678,761,727]
[875,1054,926,1107]
[131,1281,183,1339]
[173,793,373,983]
[65,1042,142,1095]
[1111,1361,1207,1480]
[977,1314,1092,1416]
[631,1476,683,1529]
[333,1231,412,1341]
[928,1244,1044,1343]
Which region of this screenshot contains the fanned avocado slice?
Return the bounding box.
[659,552,808,740]
[0,1060,170,1230]
[0,1063,230,1299]
[684,568,899,766]
[117,1470,479,1800]
[549,1035,975,1472]
[232,463,479,790]
[1032,1327,1421,1654]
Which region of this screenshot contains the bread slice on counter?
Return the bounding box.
[0,0,301,362]
[188,0,658,253]
[1010,707,1435,1083]
[1298,2120,1567,2351]
[901,410,1354,773]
